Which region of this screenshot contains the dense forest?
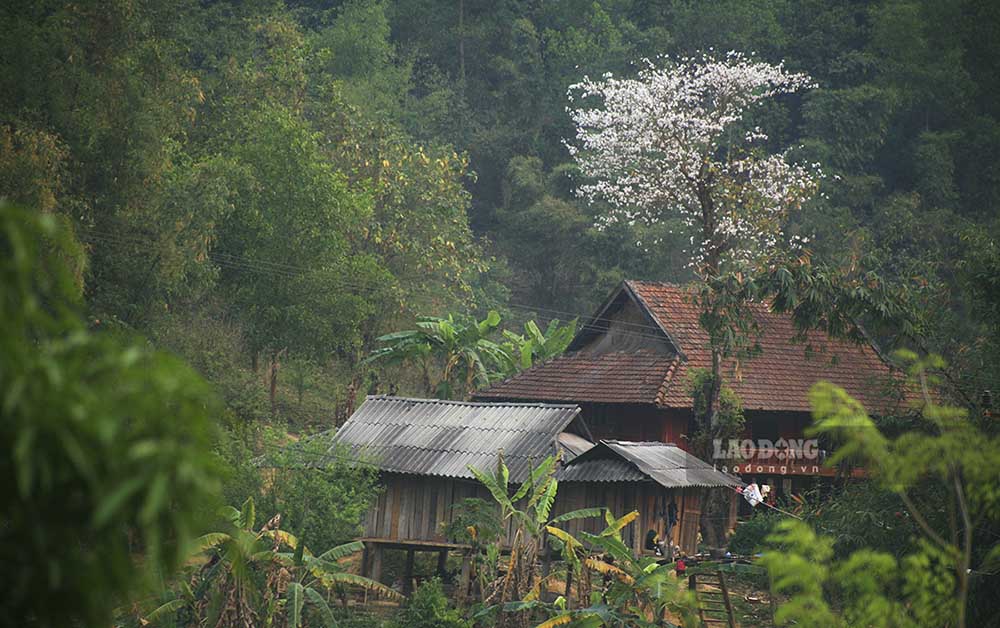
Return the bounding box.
[3,0,999,420]
[3,0,1000,626]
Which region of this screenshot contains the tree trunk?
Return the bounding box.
[458,0,465,98]
[697,165,727,549]
[268,348,286,417]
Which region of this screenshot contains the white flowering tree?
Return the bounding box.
[568,51,818,274]
[568,51,821,397]
[568,52,822,545]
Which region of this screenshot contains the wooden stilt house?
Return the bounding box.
[330,396,740,592]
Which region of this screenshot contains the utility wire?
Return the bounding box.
[77,228,678,343]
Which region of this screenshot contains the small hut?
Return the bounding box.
[554,440,742,555]
[331,396,739,590]
[331,396,584,590]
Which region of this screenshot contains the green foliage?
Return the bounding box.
[500,318,577,371]
[531,510,698,628]
[762,519,959,628]
[257,434,382,552]
[726,511,781,556]
[127,497,402,627]
[367,310,510,398]
[443,497,505,548]
[0,203,221,626]
[368,310,576,399]
[761,362,1000,627]
[391,578,470,628]
[467,454,605,625]
[468,455,694,627]
[688,368,746,441]
[4,0,1000,620]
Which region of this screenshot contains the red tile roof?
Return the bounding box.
[478,349,680,405]
[477,281,907,413]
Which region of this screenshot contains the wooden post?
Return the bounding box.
[437,549,448,580]
[457,550,472,603]
[718,571,737,628]
[361,545,371,578]
[370,544,384,585]
[403,549,415,595]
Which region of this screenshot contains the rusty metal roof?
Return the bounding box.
[558,440,743,488]
[331,396,580,482]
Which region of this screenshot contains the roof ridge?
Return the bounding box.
[352,443,549,458]
[351,420,570,434]
[602,439,680,447]
[624,279,687,288]
[364,395,579,409]
[654,355,684,408]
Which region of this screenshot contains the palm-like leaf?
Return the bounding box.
[316,540,364,562]
[549,507,605,525]
[600,510,639,537]
[145,598,186,624]
[304,586,339,627]
[192,532,233,554]
[287,582,304,628]
[469,465,514,512]
[316,572,404,601]
[239,497,255,530]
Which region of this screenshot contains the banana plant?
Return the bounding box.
[500,318,577,371]
[466,454,604,627]
[138,498,401,627]
[537,510,698,628]
[366,310,512,399]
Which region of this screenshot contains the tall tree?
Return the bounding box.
[567,52,819,423]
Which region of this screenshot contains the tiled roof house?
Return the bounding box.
[476,280,908,485]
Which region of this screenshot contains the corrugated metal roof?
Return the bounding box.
[331,396,580,482]
[558,440,743,488]
[557,432,596,460]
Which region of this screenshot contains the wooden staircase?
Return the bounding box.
[688,571,737,628]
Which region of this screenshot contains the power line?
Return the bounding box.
[79,227,991,367]
[76,228,678,343]
[77,228,989,383]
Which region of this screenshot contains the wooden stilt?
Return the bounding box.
[370,544,384,585]
[457,550,472,603]
[403,549,415,595]
[437,549,448,580]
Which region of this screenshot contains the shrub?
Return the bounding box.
[391,578,470,628]
[728,511,781,555]
[0,203,221,626]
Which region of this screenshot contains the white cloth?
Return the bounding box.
[742,483,763,507]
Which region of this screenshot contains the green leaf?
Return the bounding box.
[93,476,145,527]
[304,586,339,627]
[535,479,559,524]
[145,598,185,624]
[317,540,364,562]
[549,507,604,524]
[240,497,256,530]
[325,572,404,600]
[140,472,169,523]
[469,465,513,511]
[191,533,232,555]
[287,582,305,628]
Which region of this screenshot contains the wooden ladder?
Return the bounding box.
[688,571,737,628]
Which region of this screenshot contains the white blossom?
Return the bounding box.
[566,51,821,274]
